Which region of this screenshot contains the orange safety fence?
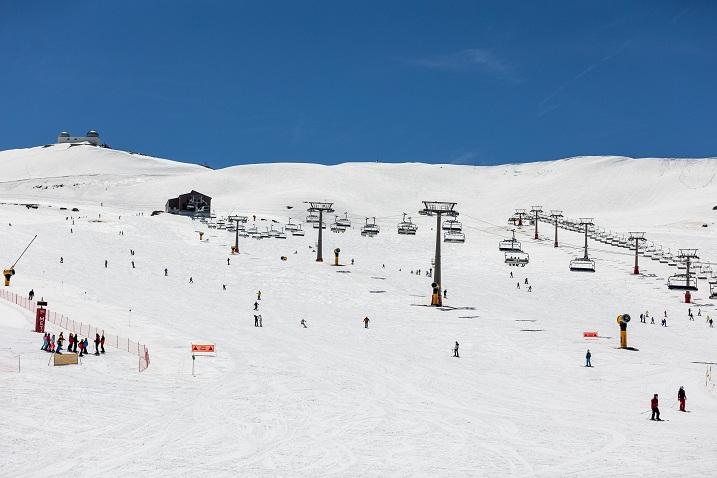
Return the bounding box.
[0,289,150,372]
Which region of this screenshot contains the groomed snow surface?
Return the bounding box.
[1,145,717,477]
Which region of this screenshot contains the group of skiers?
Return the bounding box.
[650,387,688,420]
[511,274,533,292]
[638,308,714,327]
[41,332,105,357]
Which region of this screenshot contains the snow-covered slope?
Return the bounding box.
[1,145,717,477]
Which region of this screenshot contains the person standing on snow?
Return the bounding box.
[104,259,108,268]
[189,277,193,284]
[443,289,447,299]
[94,334,101,356]
[257,290,261,300]
[363,317,370,329]
[100,334,105,354]
[301,319,307,328]
[227,258,230,266]
[453,341,460,358]
[56,333,64,354]
[131,261,135,269]
[678,386,687,412]
[585,349,592,367]
[164,268,168,276]
[28,289,34,301]
[253,301,259,311]
[254,315,259,327]
[258,315,263,327]
[650,394,661,421]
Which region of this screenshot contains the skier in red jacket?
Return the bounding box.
[650,394,661,421]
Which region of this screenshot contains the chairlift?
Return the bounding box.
[397,213,418,235]
[569,258,596,272]
[361,217,380,237]
[330,217,347,233]
[291,224,305,236]
[274,227,287,239]
[443,231,465,243]
[336,212,352,228]
[698,265,711,280]
[442,219,462,232]
[667,273,697,291]
[499,230,522,252]
[285,218,300,231]
[306,212,320,223]
[505,251,529,267]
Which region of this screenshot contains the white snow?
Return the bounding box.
[1,145,717,476]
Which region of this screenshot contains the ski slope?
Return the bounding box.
[1,144,717,477]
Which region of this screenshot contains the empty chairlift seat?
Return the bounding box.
[444,231,465,243]
[667,273,697,291]
[570,257,596,272]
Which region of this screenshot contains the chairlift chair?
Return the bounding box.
[306,212,320,223]
[442,219,462,231]
[698,265,711,280]
[710,282,717,299]
[397,213,418,235]
[505,251,529,267]
[569,258,596,272]
[361,217,380,237]
[336,212,352,228]
[313,221,326,229]
[498,230,522,252]
[291,224,305,236]
[443,231,465,243]
[285,218,300,231]
[667,273,698,291]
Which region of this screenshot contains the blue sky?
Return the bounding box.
[1,1,715,167]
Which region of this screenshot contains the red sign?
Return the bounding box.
[35,308,46,333]
[191,343,215,353]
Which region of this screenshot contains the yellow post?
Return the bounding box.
[3,268,14,286]
[431,282,441,306]
[617,314,630,348]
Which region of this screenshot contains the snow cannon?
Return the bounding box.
[431,282,441,306]
[3,268,15,287]
[616,314,631,348]
[334,248,340,266]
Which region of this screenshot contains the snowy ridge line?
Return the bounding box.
[0,289,150,372]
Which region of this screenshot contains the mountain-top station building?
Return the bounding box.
[165,191,212,217]
[57,130,101,146]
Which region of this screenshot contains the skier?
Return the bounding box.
[363,317,370,329]
[73,333,78,353]
[131,261,135,269]
[254,315,259,327]
[49,334,55,353]
[640,313,644,323]
[222,284,226,291]
[443,289,447,299]
[78,338,85,357]
[67,333,74,353]
[28,289,34,301]
[664,310,668,318]
[41,333,49,351]
[164,268,168,276]
[510,271,513,278]
[301,319,307,328]
[104,259,108,268]
[524,278,529,285]
[528,285,532,292]
[585,349,592,367]
[257,290,261,300]
[650,316,655,325]
[351,258,354,265]
[253,301,259,311]
[517,282,520,289]
[453,341,459,358]
[56,333,64,354]
[100,334,105,354]
[709,317,714,328]
[94,334,101,356]
[662,318,667,327]
[650,394,661,421]
[227,258,230,266]
[698,309,702,317]
[60,256,63,263]
[258,315,263,327]
[83,337,89,354]
[678,386,686,412]
[189,277,193,284]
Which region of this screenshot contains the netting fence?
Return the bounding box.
[0,289,150,372]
